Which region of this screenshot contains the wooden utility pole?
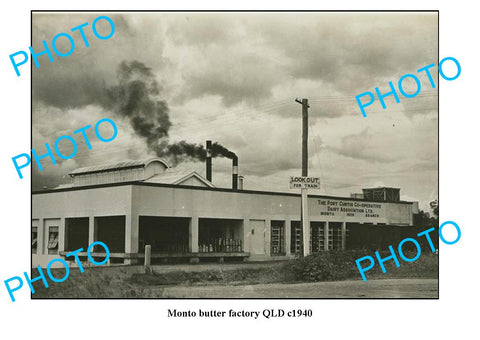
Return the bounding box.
[295,98,310,256]
[301,98,309,177]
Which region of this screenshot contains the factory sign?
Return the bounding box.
[315,198,388,222]
[290,176,320,189]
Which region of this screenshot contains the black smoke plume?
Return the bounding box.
[103,61,171,147]
[162,141,237,164]
[103,60,236,164]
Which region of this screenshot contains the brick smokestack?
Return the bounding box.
[206,140,212,182]
[232,155,238,190]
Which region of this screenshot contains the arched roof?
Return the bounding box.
[69,158,170,176]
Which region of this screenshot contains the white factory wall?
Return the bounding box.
[131,185,412,224]
[32,183,414,267]
[32,186,132,267]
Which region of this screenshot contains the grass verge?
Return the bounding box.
[32,250,438,298]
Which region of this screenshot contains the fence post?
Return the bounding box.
[144,245,151,274]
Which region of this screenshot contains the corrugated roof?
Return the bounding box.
[69,158,169,175]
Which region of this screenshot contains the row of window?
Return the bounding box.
[270,221,347,255]
[32,226,59,254]
[33,220,345,256]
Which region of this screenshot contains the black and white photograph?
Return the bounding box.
[4,1,480,338]
[29,11,439,299]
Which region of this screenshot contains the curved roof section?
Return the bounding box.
[69,158,170,176]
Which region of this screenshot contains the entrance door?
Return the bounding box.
[249,219,266,255]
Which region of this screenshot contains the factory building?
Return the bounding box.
[32,155,419,268]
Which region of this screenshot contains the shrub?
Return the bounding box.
[284,251,358,282]
[283,249,438,282]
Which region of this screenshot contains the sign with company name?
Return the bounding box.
[316,199,384,220]
[290,176,320,189]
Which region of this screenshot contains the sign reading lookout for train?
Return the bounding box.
[290,176,320,189]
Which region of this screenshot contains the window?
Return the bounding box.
[48,226,59,254]
[32,226,38,254]
[310,222,325,253]
[327,225,333,250]
[332,225,342,250]
[290,221,301,254]
[271,221,285,255]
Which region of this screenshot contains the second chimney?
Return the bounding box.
[232,155,238,190]
[206,140,212,182]
[238,175,244,190]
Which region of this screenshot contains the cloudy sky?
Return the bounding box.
[32,11,438,210]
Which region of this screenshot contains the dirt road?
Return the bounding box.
[160,278,438,298]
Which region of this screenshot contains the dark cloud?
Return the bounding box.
[33,73,107,109]
[32,13,166,109]
[32,12,438,114]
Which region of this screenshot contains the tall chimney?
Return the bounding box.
[206,140,212,182]
[232,155,238,190]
